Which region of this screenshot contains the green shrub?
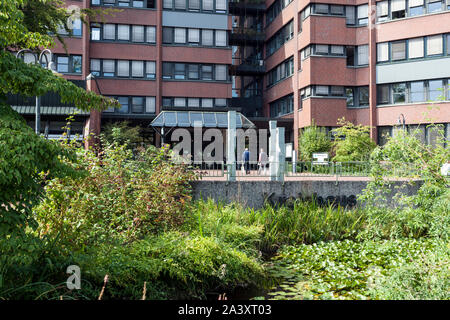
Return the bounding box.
[298,123,331,161]
[34,142,197,252]
[331,118,376,162]
[73,232,267,299]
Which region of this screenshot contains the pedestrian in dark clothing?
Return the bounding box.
[242,148,250,174]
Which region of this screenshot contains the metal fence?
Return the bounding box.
[189,160,422,180]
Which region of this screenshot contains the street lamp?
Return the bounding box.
[397,113,406,131]
[16,48,56,134]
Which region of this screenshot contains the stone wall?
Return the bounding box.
[191,180,422,209]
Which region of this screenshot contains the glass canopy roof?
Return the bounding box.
[150,111,256,129]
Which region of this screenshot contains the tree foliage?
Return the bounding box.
[332,118,376,162]
[298,123,331,161]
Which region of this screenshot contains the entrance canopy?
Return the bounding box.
[150,111,256,129]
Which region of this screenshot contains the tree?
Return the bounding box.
[298,123,332,161]
[0,0,119,240]
[331,118,376,162]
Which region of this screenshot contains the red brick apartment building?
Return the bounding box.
[10,0,450,151]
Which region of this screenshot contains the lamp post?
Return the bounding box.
[16,49,55,135]
[398,113,406,131]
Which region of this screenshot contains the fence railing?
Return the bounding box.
[187,160,422,180]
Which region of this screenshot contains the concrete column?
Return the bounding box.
[269,121,277,181]
[227,111,236,181]
[276,127,285,182]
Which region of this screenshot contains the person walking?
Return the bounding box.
[258,148,268,175]
[242,148,250,175]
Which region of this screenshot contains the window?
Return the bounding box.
[118,0,130,6]
[377,1,389,21]
[163,0,173,9]
[57,56,69,73]
[427,0,443,12]
[392,41,406,60]
[146,97,156,113]
[202,65,212,80]
[163,27,173,43]
[408,38,424,59]
[447,34,450,55]
[377,85,390,104]
[409,0,425,16]
[174,63,186,79]
[202,0,213,11]
[357,45,369,65]
[131,60,144,77]
[117,25,130,41]
[346,46,355,66]
[188,98,200,107]
[331,45,344,55]
[377,42,389,62]
[103,60,115,77]
[315,86,329,96]
[330,5,344,15]
[174,28,186,43]
[215,65,227,81]
[133,0,144,7]
[188,64,199,79]
[315,44,329,54]
[429,79,443,101]
[174,0,186,9]
[391,0,406,19]
[163,63,172,79]
[393,83,407,103]
[357,4,368,25]
[331,86,344,96]
[216,0,226,12]
[202,29,213,46]
[146,26,156,43]
[132,25,144,42]
[118,97,129,113]
[215,98,227,107]
[146,61,156,78]
[345,88,354,107]
[117,60,130,77]
[71,18,82,37]
[91,26,101,40]
[359,87,369,106]
[188,28,200,44]
[202,98,213,108]
[426,35,443,56]
[90,59,101,76]
[315,4,329,14]
[345,6,355,25]
[215,30,227,47]
[132,97,145,113]
[174,98,186,107]
[103,24,115,40]
[189,0,200,10]
[410,81,425,102]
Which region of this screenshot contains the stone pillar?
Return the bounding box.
[269,121,277,181]
[227,111,236,181]
[276,127,285,182]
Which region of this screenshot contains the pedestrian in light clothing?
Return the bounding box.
[242,148,250,174]
[258,148,268,175]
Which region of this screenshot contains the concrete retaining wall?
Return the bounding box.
[191,180,422,209]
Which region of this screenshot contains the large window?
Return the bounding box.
[162,27,227,47]
[345,87,369,108]
[92,23,156,43]
[162,0,227,13]
[55,55,82,74]
[377,79,450,105]
[377,42,389,62]
[270,94,293,118]
[408,38,424,58]
[391,41,406,60]
[391,0,406,19]
[426,35,443,56]
[162,62,228,81]
[90,59,156,78]
[266,20,294,57]
[267,57,294,87]
[92,0,155,8]
[162,97,228,108]
[105,96,156,114]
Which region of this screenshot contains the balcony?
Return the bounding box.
[228,0,266,16]
[231,96,263,118]
[228,27,265,46]
[229,58,265,76]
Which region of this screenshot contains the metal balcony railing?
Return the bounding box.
[229,58,265,76]
[229,27,265,46]
[228,0,266,16]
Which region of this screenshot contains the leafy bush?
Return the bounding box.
[101,121,151,151]
[298,123,331,161]
[72,232,267,300]
[34,141,197,252]
[331,118,376,162]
